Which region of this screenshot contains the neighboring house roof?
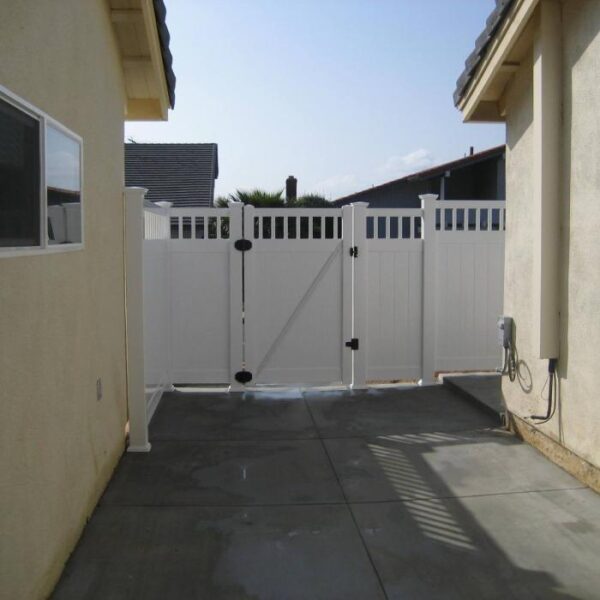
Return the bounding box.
[125,143,219,207]
[153,0,176,108]
[333,145,505,206]
[453,0,515,106]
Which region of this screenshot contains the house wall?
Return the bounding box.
[503,0,600,470]
[444,158,505,200]
[340,178,438,208]
[0,2,128,599]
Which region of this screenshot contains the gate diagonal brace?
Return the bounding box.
[254,243,342,379]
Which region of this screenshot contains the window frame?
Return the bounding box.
[0,83,84,257]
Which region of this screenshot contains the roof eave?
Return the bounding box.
[109,0,175,121]
[457,0,539,123]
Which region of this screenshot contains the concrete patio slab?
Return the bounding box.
[324,428,583,503]
[150,389,317,441]
[306,385,497,438]
[51,384,600,599]
[102,440,344,506]
[52,504,386,600]
[443,374,505,420]
[352,487,600,600]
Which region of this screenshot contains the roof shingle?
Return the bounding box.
[153,0,176,109]
[125,143,218,207]
[453,0,515,106]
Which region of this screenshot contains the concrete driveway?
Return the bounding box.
[52,385,600,599]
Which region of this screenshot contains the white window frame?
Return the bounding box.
[0,83,84,257]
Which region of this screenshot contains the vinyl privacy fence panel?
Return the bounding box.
[138,195,505,392]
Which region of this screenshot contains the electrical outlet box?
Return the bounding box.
[497,316,513,349]
[96,378,103,401]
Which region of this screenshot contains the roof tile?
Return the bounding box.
[125,143,218,207]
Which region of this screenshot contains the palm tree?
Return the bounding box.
[291,194,331,208]
[214,195,230,207]
[227,189,285,207]
[215,191,331,208]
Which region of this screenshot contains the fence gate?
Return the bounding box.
[142,196,505,390]
[243,206,352,386]
[167,206,242,385]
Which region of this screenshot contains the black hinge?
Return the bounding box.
[345,338,359,351]
[235,370,253,384]
[234,239,253,252]
[349,246,358,258]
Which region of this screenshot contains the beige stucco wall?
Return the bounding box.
[0,2,128,599]
[503,0,600,469]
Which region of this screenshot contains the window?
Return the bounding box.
[46,124,82,244]
[0,98,40,247]
[0,86,83,254]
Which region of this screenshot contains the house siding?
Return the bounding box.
[503,0,600,470]
[0,2,128,599]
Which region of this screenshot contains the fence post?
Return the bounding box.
[341,205,354,387]
[351,202,368,389]
[228,201,245,390]
[124,187,151,452]
[242,204,256,385]
[420,193,439,385]
[162,202,173,388]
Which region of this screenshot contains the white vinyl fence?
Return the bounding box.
[134,194,505,395]
[142,202,171,420]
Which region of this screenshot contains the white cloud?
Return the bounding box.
[312,173,358,198]
[310,148,434,200]
[376,148,433,179]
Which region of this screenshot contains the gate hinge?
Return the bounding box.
[234,239,253,252]
[345,338,359,351]
[235,370,253,384]
[349,246,358,258]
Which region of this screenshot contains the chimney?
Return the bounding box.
[286,175,297,203]
[469,146,474,156]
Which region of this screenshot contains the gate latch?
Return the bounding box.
[345,338,359,351]
[234,239,253,252]
[349,246,358,258]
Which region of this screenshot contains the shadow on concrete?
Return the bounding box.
[345,430,587,599]
[51,385,597,600]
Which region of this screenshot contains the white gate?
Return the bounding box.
[168,205,243,384]
[244,206,352,385]
[141,195,505,389]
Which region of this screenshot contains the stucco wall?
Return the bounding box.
[0,2,128,599]
[503,0,600,470]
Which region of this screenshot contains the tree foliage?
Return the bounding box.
[291,194,331,208]
[215,190,332,208]
[215,189,285,207]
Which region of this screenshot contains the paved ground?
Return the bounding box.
[52,385,600,600]
[443,373,505,419]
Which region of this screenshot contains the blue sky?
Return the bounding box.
[125,0,504,200]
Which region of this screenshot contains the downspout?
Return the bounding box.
[529,0,561,422]
[532,0,561,361]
